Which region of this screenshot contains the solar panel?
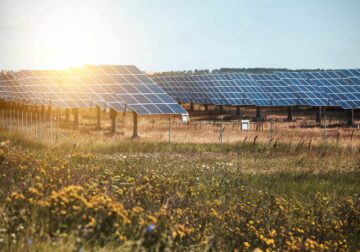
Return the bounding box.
[275,72,335,107]
[228,73,269,106]
[296,71,360,109]
[205,74,252,106]
[189,75,220,104]
[3,72,30,103]
[15,70,92,108]
[2,68,360,112]
[311,78,360,109]
[0,65,186,116]
[154,74,253,106]
[83,65,187,115]
[153,75,212,104]
[247,74,298,106]
[332,69,360,78]
[0,74,16,101]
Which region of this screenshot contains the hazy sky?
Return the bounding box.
[1,0,360,71]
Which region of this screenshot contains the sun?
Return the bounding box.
[41,25,99,69]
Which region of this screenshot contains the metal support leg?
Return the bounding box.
[132,112,138,138]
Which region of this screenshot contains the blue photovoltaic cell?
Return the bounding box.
[14,70,92,108]
[207,74,252,105]
[154,75,212,104]
[275,72,335,107]
[0,65,187,115]
[228,73,269,106]
[254,74,298,106]
[152,76,192,103]
[294,71,360,109]
[82,65,187,115]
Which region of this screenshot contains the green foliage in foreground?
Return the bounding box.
[0,132,359,251]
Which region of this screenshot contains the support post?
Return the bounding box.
[190,102,194,112]
[204,104,208,112]
[316,107,321,124]
[9,105,11,131]
[73,108,79,127]
[132,112,139,138]
[49,105,52,144]
[41,105,45,117]
[219,105,224,113]
[287,106,293,121]
[43,106,46,142]
[25,108,28,134]
[30,110,33,138]
[35,108,38,140]
[96,105,101,129]
[121,111,126,135]
[349,109,354,125]
[236,106,241,116]
[256,107,262,121]
[110,108,117,134]
[168,116,171,143]
[56,108,60,141]
[47,105,52,120]
[16,105,19,132]
[220,118,223,144]
[65,108,70,122]
[324,114,327,146]
[21,110,24,133]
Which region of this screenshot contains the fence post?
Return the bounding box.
[323,114,327,146]
[269,120,273,141]
[49,105,52,145]
[56,108,60,141]
[21,110,24,133]
[220,118,223,144]
[168,116,171,143]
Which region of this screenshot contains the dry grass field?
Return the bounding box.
[0,107,359,251]
[19,106,358,149]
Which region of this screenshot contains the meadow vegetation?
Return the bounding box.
[0,131,359,251]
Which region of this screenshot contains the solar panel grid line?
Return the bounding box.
[83,65,186,115]
[22,71,92,108]
[228,73,270,106]
[275,71,338,107]
[296,70,360,109]
[68,68,127,111]
[5,74,32,104]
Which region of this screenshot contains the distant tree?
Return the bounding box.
[148,67,330,77]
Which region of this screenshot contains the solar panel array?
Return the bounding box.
[0,65,187,116]
[153,69,360,109]
[228,73,269,106]
[300,71,360,109]
[206,74,252,106]
[2,68,360,111]
[0,73,18,102]
[250,74,298,106]
[275,72,335,107]
[15,70,92,108]
[153,76,212,104]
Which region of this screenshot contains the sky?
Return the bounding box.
[1,0,360,72]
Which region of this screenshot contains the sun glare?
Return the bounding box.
[41,26,98,69]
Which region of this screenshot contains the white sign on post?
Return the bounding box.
[241,120,250,131]
[181,113,190,124]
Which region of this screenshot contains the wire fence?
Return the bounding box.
[0,106,359,149]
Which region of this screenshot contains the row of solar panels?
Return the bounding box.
[152,69,360,109]
[0,65,187,115]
